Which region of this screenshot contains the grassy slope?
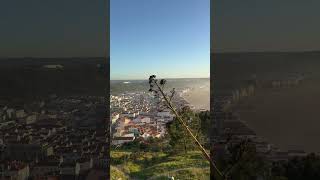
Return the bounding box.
[111,150,210,180]
[111,166,129,180]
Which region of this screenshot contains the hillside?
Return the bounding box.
[111,150,210,180]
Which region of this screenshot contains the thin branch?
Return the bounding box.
[149,76,224,178]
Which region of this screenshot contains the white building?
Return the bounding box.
[141,117,151,123]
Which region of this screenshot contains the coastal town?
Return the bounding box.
[110,72,312,166]
[0,72,313,179]
[110,89,194,146]
[0,95,108,179]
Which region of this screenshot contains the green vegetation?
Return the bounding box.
[111,166,128,180]
[111,102,320,179]
[111,150,209,180]
[167,107,208,154]
[110,109,211,180]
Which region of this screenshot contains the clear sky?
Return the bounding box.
[110,0,210,80]
[213,0,320,52]
[0,0,108,58]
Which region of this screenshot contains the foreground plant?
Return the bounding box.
[148,75,224,178]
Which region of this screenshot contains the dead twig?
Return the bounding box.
[148,75,224,178]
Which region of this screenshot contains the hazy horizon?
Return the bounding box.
[110,77,210,81]
[111,77,210,110]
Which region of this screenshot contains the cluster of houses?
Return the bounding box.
[0,95,108,180]
[111,92,180,146]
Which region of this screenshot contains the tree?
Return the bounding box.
[197,110,211,143]
[167,107,205,154]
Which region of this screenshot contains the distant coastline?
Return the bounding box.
[111,78,210,111]
[110,77,209,82]
[181,87,210,111]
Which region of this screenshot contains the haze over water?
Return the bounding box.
[110,78,210,110]
[216,52,320,153]
[239,77,320,152]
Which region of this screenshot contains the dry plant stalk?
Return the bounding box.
[148,75,224,178]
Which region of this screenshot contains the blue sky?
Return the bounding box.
[110,0,210,80]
